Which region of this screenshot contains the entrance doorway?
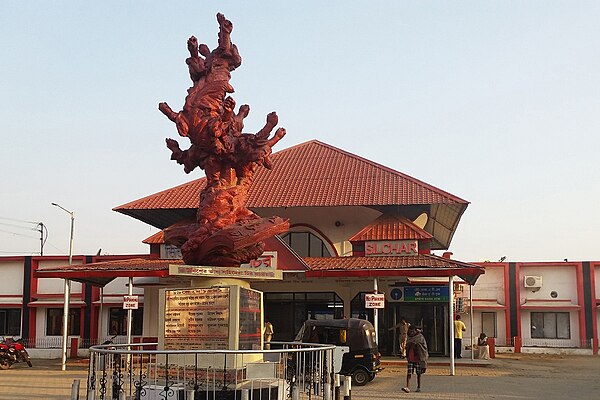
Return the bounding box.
[386,303,448,356]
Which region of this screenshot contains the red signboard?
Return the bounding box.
[365,240,418,257]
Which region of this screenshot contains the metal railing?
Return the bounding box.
[20,336,132,349]
[522,338,592,348]
[87,341,337,400]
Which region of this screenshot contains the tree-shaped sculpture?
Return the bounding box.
[159,13,288,266]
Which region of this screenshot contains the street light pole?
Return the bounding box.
[52,202,74,372]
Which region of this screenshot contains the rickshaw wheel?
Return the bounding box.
[368,372,376,381]
[351,369,370,386]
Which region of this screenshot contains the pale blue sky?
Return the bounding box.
[1,1,599,262]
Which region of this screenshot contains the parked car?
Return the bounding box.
[294,318,383,386]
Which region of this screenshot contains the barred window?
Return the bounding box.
[531,312,570,339]
[46,308,80,336]
[0,308,21,336]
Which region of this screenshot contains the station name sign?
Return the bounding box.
[365,240,418,257]
[169,251,282,280]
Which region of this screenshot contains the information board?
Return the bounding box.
[403,286,449,302]
[164,288,230,350]
[238,288,262,350]
[389,286,450,302]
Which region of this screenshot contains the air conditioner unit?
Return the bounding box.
[524,275,543,288]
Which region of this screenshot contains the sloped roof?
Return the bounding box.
[143,231,165,244]
[114,140,469,249]
[349,214,433,242]
[304,254,483,284]
[35,254,483,286]
[34,258,172,286]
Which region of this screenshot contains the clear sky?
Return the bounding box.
[2,1,599,262]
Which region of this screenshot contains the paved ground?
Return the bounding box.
[0,354,598,399]
[0,358,88,400]
[354,353,600,399]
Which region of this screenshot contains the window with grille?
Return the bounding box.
[530,312,570,339]
[46,308,81,336]
[0,308,21,336]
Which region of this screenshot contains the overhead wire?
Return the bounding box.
[0,216,39,225]
[0,217,49,255]
[0,228,39,240]
[0,221,40,231]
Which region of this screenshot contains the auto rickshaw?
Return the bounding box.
[294,318,383,386]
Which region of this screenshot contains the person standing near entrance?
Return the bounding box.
[264,319,274,349]
[453,314,466,358]
[389,316,410,358]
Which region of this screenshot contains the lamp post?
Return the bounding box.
[51,202,74,371]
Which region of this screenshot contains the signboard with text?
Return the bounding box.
[365,293,385,309]
[164,287,230,350]
[388,286,449,302]
[169,252,282,280]
[365,240,418,257]
[123,295,139,310]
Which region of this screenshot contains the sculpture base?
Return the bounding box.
[164,216,289,266]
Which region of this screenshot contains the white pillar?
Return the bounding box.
[53,203,74,372]
[98,287,104,341]
[449,276,455,376]
[373,277,379,344]
[470,284,474,361]
[127,277,133,345]
[61,278,71,371]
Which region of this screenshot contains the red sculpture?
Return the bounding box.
[159,13,288,266]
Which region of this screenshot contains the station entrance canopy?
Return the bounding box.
[35,252,483,286]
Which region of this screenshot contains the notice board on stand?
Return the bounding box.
[163,287,231,350]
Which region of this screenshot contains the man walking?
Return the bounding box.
[454,314,466,358]
[401,326,428,393]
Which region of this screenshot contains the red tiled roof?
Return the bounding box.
[304,254,479,271]
[115,140,469,249]
[36,258,175,274]
[349,214,433,242]
[35,254,482,285]
[143,231,164,244]
[34,258,173,286]
[115,140,467,211]
[303,254,484,283]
